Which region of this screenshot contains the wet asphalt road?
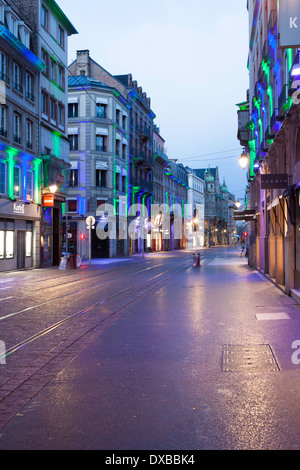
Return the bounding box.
[1,247,300,450]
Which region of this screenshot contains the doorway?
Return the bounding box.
[17,231,25,269]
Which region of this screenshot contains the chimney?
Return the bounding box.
[76,50,90,77]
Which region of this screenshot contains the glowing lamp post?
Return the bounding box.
[239,149,249,170]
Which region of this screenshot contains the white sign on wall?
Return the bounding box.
[279,0,300,47]
[13,203,25,214]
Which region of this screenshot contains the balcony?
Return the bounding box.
[26,91,35,102]
[0,127,7,138]
[262,40,269,60]
[96,145,107,152]
[278,84,289,116]
[13,82,23,94]
[268,8,277,33]
[0,71,9,84]
[154,149,169,165]
[140,126,151,142]
[130,176,153,193]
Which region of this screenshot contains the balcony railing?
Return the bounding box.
[96,110,107,119]
[14,135,21,144]
[130,176,153,193]
[0,71,9,84]
[13,82,23,94]
[26,91,35,102]
[0,127,7,137]
[96,145,107,152]
[278,84,289,114]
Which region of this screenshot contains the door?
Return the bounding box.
[17,231,25,269]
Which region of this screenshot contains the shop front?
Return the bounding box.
[0,199,41,272]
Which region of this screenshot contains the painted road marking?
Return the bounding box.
[255,312,290,320]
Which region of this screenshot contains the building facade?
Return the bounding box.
[186,172,205,249]
[237,0,300,298]
[68,50,156,256]
[152,125,168,252]
[67,74,130,258]
[0,0,45,271]
[192,167,234,246]
[9,0,77,267]
[163,159,188,251]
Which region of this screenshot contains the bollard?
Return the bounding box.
[193,251,200,267]
[68,254,77,269]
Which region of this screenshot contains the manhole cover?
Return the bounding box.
[222,344,280,372]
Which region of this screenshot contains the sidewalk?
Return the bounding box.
[1,248,300,450]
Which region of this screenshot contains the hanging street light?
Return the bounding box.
[239,149,249,170]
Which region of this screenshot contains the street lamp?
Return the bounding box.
[49,184,57,194]
[235,200,241,209]
[239,149,249,170]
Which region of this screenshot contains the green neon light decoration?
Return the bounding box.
[287,48,293,72]
[267,86,273,119]
[7,149,16,199]
[258,118,263,144]
[248,139,256,179]
[34,159,41,204]
[262,58,270,86]
[53,132,60,158]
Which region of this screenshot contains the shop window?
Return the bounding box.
[6,231,14,258]
[26,231,32,257]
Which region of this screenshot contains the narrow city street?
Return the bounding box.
[0,247,300,450]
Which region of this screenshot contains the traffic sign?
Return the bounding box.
[67,222,70,230]
[86,216,95,228]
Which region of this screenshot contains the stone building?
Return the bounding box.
[237,0,300,299]
[152,125,168,252]
[67,74,130,258]
[9,0,77,266]
[68,50,155,255]
[192,167,235,246]
[0,0,45,271]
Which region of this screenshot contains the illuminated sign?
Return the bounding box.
[261,174,288,189]
[13,203,25,214]
[43,195,54,207]
[279,0,300,47]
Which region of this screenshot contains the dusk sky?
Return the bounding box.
[60,0,249,201]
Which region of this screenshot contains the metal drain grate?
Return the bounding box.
[222,344,280,372]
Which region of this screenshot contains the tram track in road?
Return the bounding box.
[0,252,192,300]
[0,257,192,432]
[0,256,191,321]
[0,256,192,361]
[0,261,165,305]
[0,257,191,427]
[0,258,157,299]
